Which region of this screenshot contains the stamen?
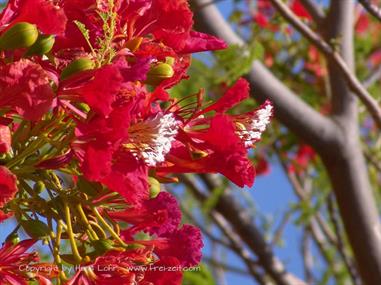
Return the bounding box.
[125,113,179,166]
[234,102,273,148]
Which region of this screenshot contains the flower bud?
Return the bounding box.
[60,57,95,80]
[146,62,174,86]
[5,232,20,245]
[0,22,38,50]
[33,181,45,194]
[148,177,161,198]
[25,34,55,56]
[92,239,115,255]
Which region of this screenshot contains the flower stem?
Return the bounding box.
[63,200,82,264]
[91,206,127,247]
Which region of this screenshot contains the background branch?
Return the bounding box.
[359,0,381,22]
[268,0,381,130]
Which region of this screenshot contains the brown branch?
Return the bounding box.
[359,0,381,22]
[269,0,381,130]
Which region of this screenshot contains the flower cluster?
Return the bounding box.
[0,0,272,284]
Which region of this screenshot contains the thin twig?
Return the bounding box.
[269,0,381,130]
[301,231,315,285]
[271,210,292,247]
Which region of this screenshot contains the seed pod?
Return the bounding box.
[146,62,174,86]
[0,22,38,50]
[25,34,55,56]
[60,57,95,80]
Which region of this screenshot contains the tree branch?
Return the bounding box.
[269,0,381,130]
[359,0,381,22]
[192,0,338,152]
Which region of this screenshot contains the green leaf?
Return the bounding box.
[182,264,216,285]
[213,42,264,84]
[21,220,50,239]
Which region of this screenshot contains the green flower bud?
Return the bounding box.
[60,57,95,80]
[0,22,39,50]
[92,239,115,255]
[33,181,45,194]
[25,34,55,56]
[146,62,174,86]
[148,177,160,199]
[148,177,161,198]
[5,232,20,245]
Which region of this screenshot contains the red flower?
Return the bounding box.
[76,64,123,116]
[0,125,11,154]
[137,225,203,267]
[160,115,255,188]
[67,248,146,285]
[109,191,181,236]
[137,0,193,52]
[288,144,316,174]
[253,13,269,28]
[256,156,271,176]
[0,166,18,206]
[180,31,227,54]
[0,59,54,121]
[291,0,311,20]
[0,239,39,284]
[100,150,150,205]
[0,0,67,36]
[143,257,183,285]
[356,13,369,34]
[159,80,273,188]
[0,165,17,223]
[201,78,250,114]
